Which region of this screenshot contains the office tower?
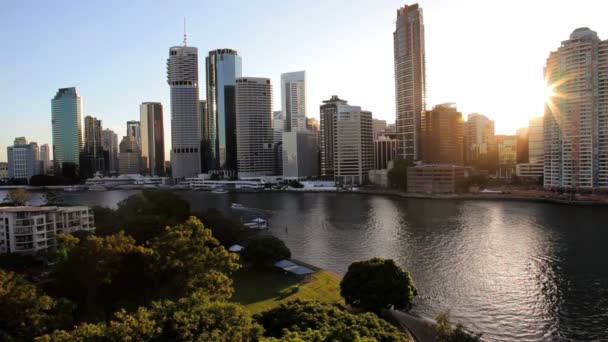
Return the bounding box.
[464,113,496,168]
[544,28,608,190]
[516,117,544,179]
[235,77,274,177]
[334,106,373,185]
[206,49,242,173]
[126,121,141,144]
[320,96,345,176]
[7,137,40,182]
[372,119,388,140]
[101,129,119,175]
[273,111,284,176]
[281,71,307,132]
[496,135,517,179]
[140,102,165,176]
[39,144,51,175]
[282,131,319,178]
[82,115,105,178]
[199,99,213,172]
[374,137,398,169]
[421,103,464,165]
[51,87,83,175]
[167,38,201,179]
[118,136,141,175]
[516,127,529,164]
[394,3,426,161]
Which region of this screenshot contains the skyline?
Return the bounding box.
[2,0,607,162]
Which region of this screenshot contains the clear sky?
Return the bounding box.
[1,0,607,162]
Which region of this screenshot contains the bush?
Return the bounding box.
[241,235,291,268]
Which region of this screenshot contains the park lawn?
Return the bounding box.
[230,267,343,314]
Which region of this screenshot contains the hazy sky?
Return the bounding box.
[1,0,607,161]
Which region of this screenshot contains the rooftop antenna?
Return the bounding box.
[183,17,187,46]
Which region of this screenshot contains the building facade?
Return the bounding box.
[544,27,608,190]
[7,137,39,182]
[517,117,544,179]
[320,96,348,177]
[118,136,142,175]
[394,3,426,161]
[464,113,496,168]
[374,137,398,170]
[51,87,83,175]
[0,163,8,181]
[199,99,213,173]
[407,164,465,193]
[421,103,464,165]
[126,121,141,144]
[82,115,105,178]
[496,135,517,179]
[372,119,388,140]
[334,107,373,185]
[273,111,284,176]
[101,129,119,175]
[140,102,165,176]
[39,144,51,175]
[282,131,319,178]
[0,206,95,254]
[206,49,242,172]
[281,71,307,132]
[235,77,275,177]
[167,41,201,179]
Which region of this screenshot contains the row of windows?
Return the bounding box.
[173,147,199,153]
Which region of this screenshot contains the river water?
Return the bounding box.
[4,190,608,341]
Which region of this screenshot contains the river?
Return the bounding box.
[4,189,608,341]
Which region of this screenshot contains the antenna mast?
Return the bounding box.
[183,17,187,46]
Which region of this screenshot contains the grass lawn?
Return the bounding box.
[230,267,343,314]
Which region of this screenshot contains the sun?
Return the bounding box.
[544,84,556,103]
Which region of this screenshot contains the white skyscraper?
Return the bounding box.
[7,137,40,181]
[544,28,608,190]
[334,106,373,185]
[167,36,201,179]
[281,71,307,132]
[236,77,274,177]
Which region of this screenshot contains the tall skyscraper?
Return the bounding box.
[528,117,544,165]
[273,111,284,176]
[320,95,348,177]
[7,137,40,182]
[394,3,426,161]
[199,99,213,172]
[421,103,464,165]
[82,115,105,177]
[39,144,51,175]
[206,49,242,172]
[334,106,373,185]
[464,113,496,168]
[51,87,83,175]
[167,37,201,179]
[118,136,141,175]
[281,71,307,132]
[101,129,119,175]
[140,102,165,176]
[496,135,517,179]
[126,121,141,144]
[235,77,275,177]
[544,28,608,190]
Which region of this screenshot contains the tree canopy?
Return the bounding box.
[5,188,32,206]
[241,235,291,268]
[195,208,254,247]
[387,159,414,191]
[340,257,417,313]
[435,311,482,342]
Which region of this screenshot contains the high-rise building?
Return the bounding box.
[101,129,119,175]
[273,111,284,176]
[516,117,544,179]
[516,127,529,164]
[167,38,201,179]
[118,136,141,175]
[394,3,426,161]
[235,77,274,177]
[199,99,213,173]
[281,71,307,132]
[496,135,517,179]
[320,95,348,177]
[421,103,464,165]
[82,115,105,178]
[51,87,83,175]
[334,106,373,185]
[372,119,388,140]
[544,28,608,190]
[206,49,242,172]
[140,102,165,176]
[126,121,141,144]
[374,137,398,170]
[7,137,40,182]
[282,131,319,178]
[39,144,51,175]
[464,113,496,169]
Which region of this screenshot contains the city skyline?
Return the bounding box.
[2,0,607,162]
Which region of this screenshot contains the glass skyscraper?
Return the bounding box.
[51,87,83,175]
[206,49,242,172]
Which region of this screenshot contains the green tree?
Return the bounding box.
[241,235,291,268]
[5,188,32,206]
[387,159,414,191]
[255,300,408,341]
[196,208,254,247]
[148,216,239,300]
[435,311,482,342]
[340,257,417,313]
[0,269,73,341]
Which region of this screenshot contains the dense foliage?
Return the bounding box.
[340,257,417,313]
[387,159,414,191]
[195,208,254,247]
[256,300,408,342]
[4,188,32,206]
[435,311,482,342]
[241,235,291,268]
[0,269,72,341]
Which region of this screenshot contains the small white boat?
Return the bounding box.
[244,217,268,230]
[63,185,82,192]
[231,203,244,209]
[88,184,107,191]
[212,188,228,194]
